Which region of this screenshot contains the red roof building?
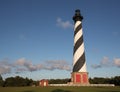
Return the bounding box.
[39,79,48,86]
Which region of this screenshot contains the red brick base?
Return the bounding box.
[71,72,89,84]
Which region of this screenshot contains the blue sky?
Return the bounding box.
[0,0,120,80]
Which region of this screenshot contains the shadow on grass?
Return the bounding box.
[51,89,71,92]
[98,91,120,92]
[23,91,34,92]
[101,91,120,92]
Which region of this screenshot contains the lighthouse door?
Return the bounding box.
[76,74,81,83]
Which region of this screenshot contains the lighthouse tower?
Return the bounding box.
[71,9,89,84]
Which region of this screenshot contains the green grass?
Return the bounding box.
[0,86,120,92]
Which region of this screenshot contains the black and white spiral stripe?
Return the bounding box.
[73,20,87,72]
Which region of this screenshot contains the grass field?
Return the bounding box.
[0,86,120,92]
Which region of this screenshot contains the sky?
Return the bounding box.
[0,0,120,80]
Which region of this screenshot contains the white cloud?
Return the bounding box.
[0,59,12,74]
[15,58,26,66]
[113,58,120,67]
[91,57,120,69]
[44,60,71,71]
[0,58,71,74]
[15,58,38,72]
[0,66,11,74]
[56,17,73,29]
[100,57,110,66]
[91,57,115,69]
[91,64,101,69]
[91,56,111,69]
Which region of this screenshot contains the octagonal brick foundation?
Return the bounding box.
[71,72,89,84]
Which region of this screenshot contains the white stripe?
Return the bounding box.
[74,21,81,30]
[73,43,84,65]
[74,28,83,45]
[78,62,87,72]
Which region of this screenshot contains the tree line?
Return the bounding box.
[0,75,39,87]
[49,78,71,84]
[0,75,120,87]
[89,76,120,86]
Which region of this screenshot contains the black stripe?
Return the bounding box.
[74,23,82,36]
[73,35,83,54]
[73,52,85,72]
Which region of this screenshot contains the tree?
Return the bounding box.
[0,75,4,86]
[89,76,120,86]
[113,76,120,86]
[49,78,70,84]
[4,76,34,87]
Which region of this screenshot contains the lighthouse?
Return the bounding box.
[71,9,89,84]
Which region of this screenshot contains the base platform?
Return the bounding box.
[71,72,89,84]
